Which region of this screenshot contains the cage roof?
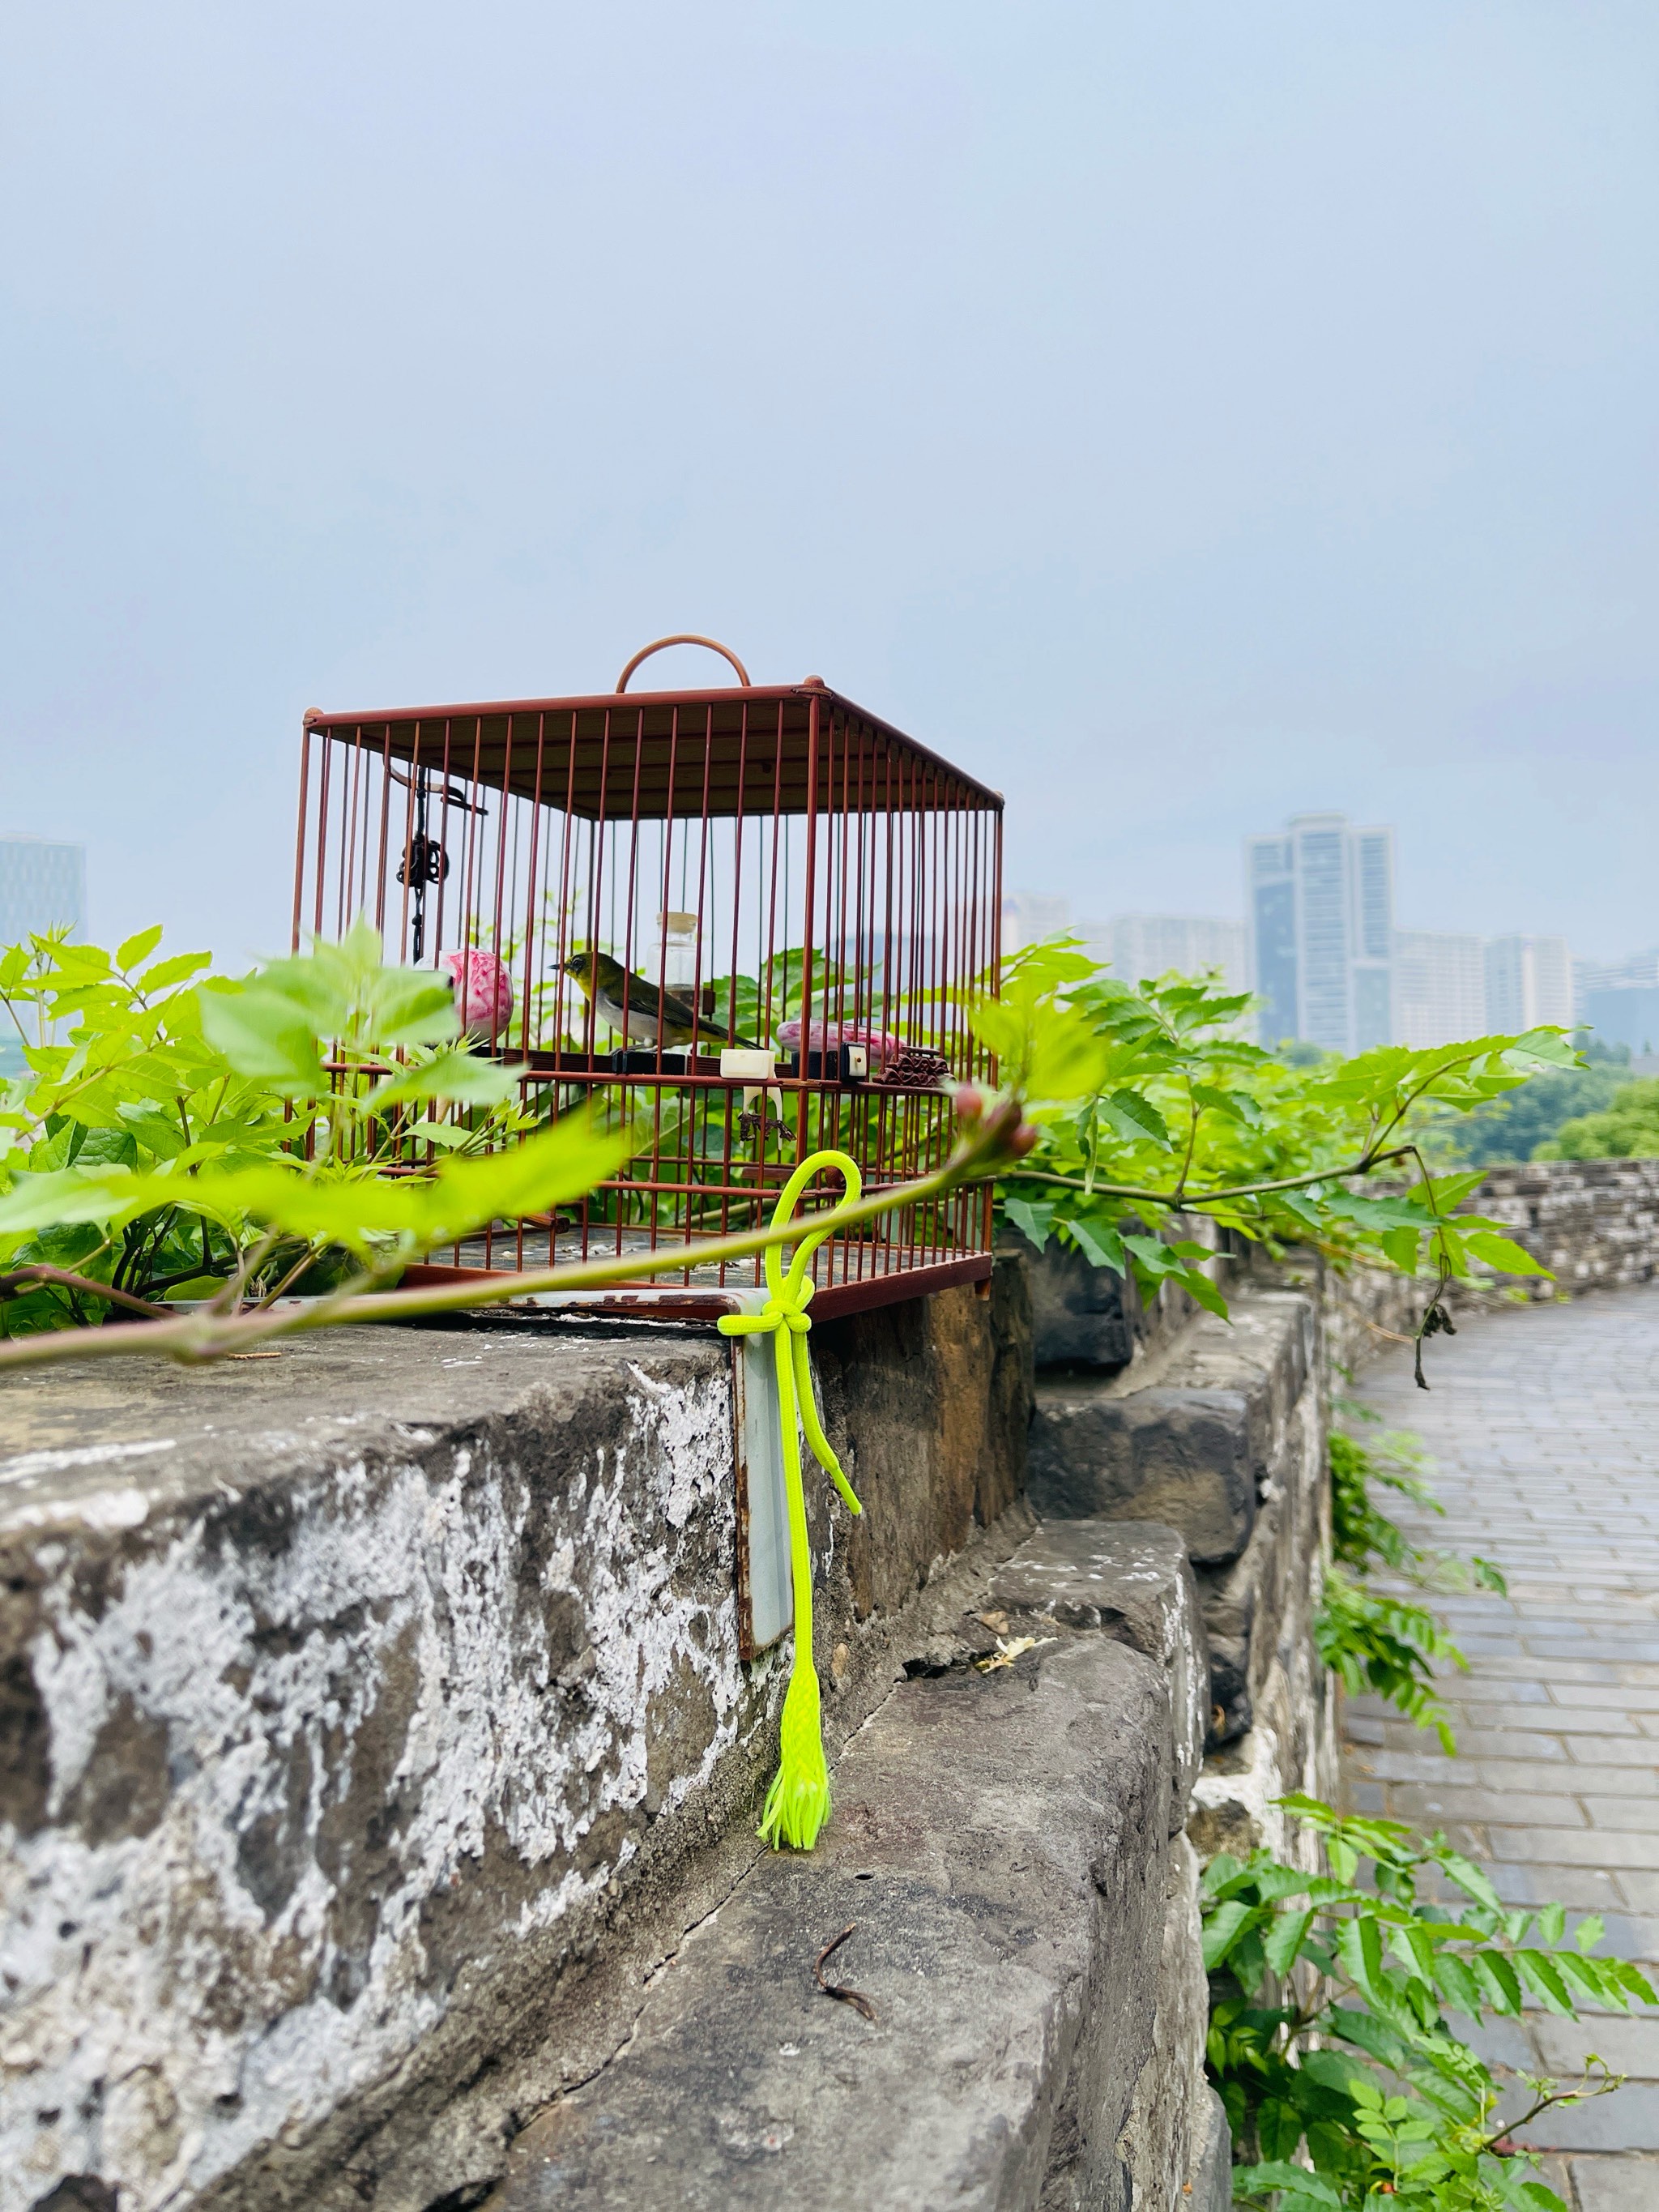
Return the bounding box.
[304,681,1002,820]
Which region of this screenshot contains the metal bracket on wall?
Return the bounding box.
[727,1287,794,1659]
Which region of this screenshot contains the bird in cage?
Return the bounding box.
[562,949,754,1050]
[440,948,514,1046]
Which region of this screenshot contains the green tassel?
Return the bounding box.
[719,1148,864,1854]
[757,1655,831,1851]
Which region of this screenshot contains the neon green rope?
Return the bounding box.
[718,1148,864,1851]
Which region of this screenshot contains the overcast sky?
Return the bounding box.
[2,2,1655,964]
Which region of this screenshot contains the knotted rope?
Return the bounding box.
[719,1149,864,1850]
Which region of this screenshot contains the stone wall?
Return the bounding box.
[11,1151,1654,2209]
[0,1276,1043,2212]
[1021,1249,1340,1869]
[1472,1156,1659,1294]
[4,1231,1324,2212]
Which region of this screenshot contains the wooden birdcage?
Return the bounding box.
[292,636,1003,1317]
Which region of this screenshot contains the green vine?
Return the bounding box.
[1205,1798,1651,2210]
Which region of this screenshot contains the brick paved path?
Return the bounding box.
[1342,1286,1659,2212]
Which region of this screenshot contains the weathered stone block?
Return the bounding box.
[488,1636,1174,2212]
[992,1518,1209,1825]
[1002,1223,1222,1375]
[1010,1225,1143,1369]
[814,1253,1034,1615]
[0,1327,748,2212]
[1116,1837,1211,2206]
[1188,2086,1235,2212]
[1027,1385,1258,1564]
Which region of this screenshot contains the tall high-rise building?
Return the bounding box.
[1393,931,1487,1048]
[1572,948,1659,1054]
[0,837,86,1079]
[0,836,84,947]
[1485,935,1573,1033]
[1077,914,1250,995]
[1000,890,1072,955]
[1245,813,1394,1051]
[1574,950,1659,1013]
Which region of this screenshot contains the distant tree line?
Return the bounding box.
[1452,1039,1659,1165]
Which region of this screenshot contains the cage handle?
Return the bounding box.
[616,634,752,692]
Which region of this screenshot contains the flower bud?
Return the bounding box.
[982,1095,1022,1144]
[953,1084,984,1126]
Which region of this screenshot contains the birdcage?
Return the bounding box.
[292,636,1004,1318]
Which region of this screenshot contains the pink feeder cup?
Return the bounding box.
[775,1018,902,1073]
[441,948,514,1045]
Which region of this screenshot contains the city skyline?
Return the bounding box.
[1004,801,1640,1050]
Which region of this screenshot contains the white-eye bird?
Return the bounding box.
[562,950,755,1049]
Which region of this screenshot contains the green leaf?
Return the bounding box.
[1004,1197,1055,1251]
[1470,1949,1524,2013]
[1611,1959,1658,2004]
[198,984,327,1095]
[1388,1919,1437,1985]
[1177,1265,1229,1318]
[117,925,164,971]
[1065,1214,1126,1273]
[74,1125,140,1170]
[1200,1851,1245,1898]
[0,1167,137,1235]
[1273,1190,1325,1233]
[139,950,214,991]
[1026,1008,1111,1101]
[1197,1083,1263,1128]
[1336,1914,1388,2009]
[967,997,1025,1065]
[1381,1225,1421,1274]
[1514,2185,1572,2212]
[368,1053,525,1110]
[1122,1232,1178,1275]
[1553,1949,1606,2005]
[1263,1907,1316,1978]
[1201,1898,1256,1971]
[1574,1913,1606,1954]
[1436,1849,1503,1915]
[1101,1088,1171,1148]
[1510,1027,1580,1068]
[1432,1950,1485,2018]
[181,1115,628,1256]
[1231,2164,1343,2210]
[360,963,463,1048]
[1513,1949,1575,2014]
[1462,1229,1549,1277]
